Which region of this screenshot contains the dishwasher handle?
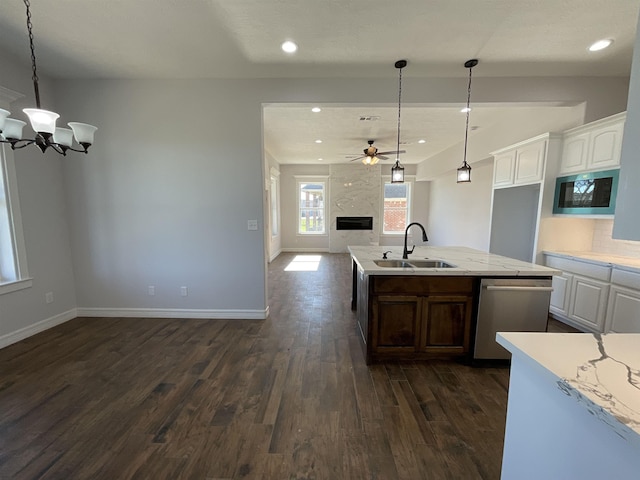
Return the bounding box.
[485,285,554,292]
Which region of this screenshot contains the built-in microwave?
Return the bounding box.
[553,169,619,215]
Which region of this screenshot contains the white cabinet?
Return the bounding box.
[606,286,640,333]
[493,151,516,187]
[568,275,610,332]
[605,268,640,332]
[492,135,551,188]
[544,254,611,332]
[559,112,625,175]
[549,272,573,316]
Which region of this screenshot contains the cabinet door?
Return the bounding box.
[550,272,573,316]
[371,295,420,353]
[493,151,516,187]
[559,131,589,174]
[419,295,472,355]
[588,121,624,171]
[605,285,640,333]
[514,140,546,185]
[568,275,610,332]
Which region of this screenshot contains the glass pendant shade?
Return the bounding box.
[0,108,9,131]
[53,127,74,148]
[68,122,98,145]
[23,108,59,134]
[362,156,372,165]
[3,119,26,140]
[391,161,405,183]
[457,162,472,183]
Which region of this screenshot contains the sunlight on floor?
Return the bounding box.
[285,255,322,272]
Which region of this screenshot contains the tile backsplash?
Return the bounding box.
[591,219,640,257]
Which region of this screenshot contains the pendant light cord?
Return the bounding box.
[24,0,41,108]
[463,65,473,167]
[396,63,403,165]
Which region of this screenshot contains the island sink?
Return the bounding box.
[373,259,456,269]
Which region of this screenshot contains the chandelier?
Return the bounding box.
[0,0,97,155]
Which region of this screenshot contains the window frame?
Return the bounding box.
[296,176,329,236]
[380,176,414,236]
[269,168,280,238]
[0,143,31,295]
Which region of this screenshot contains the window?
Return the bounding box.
[382,181,411,234]
[298,181,326,234]
[0,144,30,294]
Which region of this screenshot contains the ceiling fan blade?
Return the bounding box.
[377,155,389,160]
[376,150,406,155]
[349,155,366,162]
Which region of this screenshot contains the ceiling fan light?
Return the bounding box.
[3,118,26,140]
[23,108,59,134]
[68,122,98,145]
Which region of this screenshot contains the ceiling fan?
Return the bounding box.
[349,140,406,165]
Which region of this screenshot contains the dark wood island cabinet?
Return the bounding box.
[358,273,477,364]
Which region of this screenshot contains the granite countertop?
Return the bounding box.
[544,250,640,273]
[497,332,640,450]
[349,245,559,276]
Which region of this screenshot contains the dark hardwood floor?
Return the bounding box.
[0,252,571,479]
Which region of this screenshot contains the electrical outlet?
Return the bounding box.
[180,286,188,297]
[148,286,155,296]
[45,292,54,304]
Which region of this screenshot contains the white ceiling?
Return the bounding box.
[0,0,637,165]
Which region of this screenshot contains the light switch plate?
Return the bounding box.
[248,219,258,231]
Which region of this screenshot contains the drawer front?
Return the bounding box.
[545,256,611,281]
[372,276,474,295]
[611,268,640,290]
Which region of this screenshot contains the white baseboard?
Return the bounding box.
[0,308,77,349]
[269,248,282,262]
[76,307,269,320]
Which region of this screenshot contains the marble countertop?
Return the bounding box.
[544,250,640,273]
[349,245,559,276]
[497,332,640,450]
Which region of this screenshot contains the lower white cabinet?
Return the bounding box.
[606,286,640,332]
[549,272,573,316]
[545,253,640,333]
[568,275,609,332]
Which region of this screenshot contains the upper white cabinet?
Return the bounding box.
[559,112,626,175]
[492,135,553,188]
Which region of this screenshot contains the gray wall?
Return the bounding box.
[0,62,634,343]
[0,51,77,344]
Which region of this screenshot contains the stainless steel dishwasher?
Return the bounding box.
[474,278,553,360]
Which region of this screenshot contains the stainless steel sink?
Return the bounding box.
[373,260,414,268]
[373,259,456,268]
[408,260,456,268]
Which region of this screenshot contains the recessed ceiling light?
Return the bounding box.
[281,41,298,53]
[460,107,471,113]
[589,39,613,52]
[315,139,322,144]
[318,158,323,161]
[311,107,321,113]
[418,139,426,144]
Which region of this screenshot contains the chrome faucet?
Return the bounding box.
[403,222,428,259]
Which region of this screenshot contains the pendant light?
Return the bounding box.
[457,58,478,183]
[391,59,407,184]
[0,0,97,155]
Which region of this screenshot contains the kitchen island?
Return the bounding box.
[349,246,558,364]
[497,332,640,479]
